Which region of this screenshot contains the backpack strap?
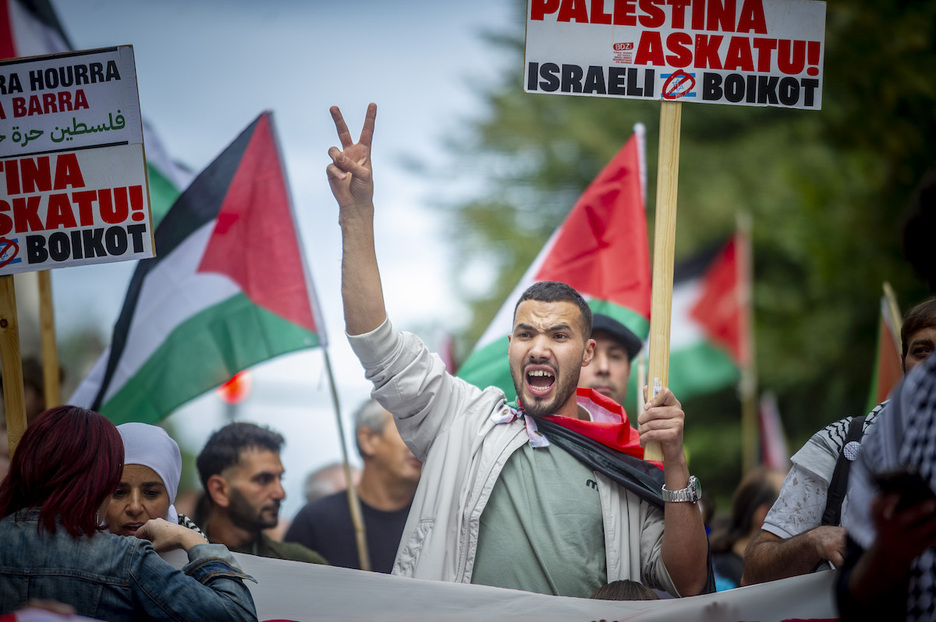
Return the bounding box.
[821,415,866,526]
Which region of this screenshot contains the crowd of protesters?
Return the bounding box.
[0,107,933,621]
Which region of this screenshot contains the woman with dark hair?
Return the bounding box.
[0,406,257,621]
[710,467,784,591]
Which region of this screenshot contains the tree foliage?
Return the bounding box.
[436,0,936,501]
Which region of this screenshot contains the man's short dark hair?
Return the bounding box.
[196,422,284,491]
[513,281,593,339]
[901,297,936,367]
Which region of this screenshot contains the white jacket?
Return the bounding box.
[348,319,678,595]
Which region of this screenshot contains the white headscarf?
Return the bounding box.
[117,423,183,524]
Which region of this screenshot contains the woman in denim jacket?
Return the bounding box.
[0,406,258,622]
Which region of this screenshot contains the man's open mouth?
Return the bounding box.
[526,368,555,395]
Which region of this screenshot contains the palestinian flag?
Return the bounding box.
[632,235,747,402]
[457,125,650,406]
[0,0,191,226]
[69,112,325,424]
[865,287,903,412]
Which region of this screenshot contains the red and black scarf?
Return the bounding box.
[519,389,665,509]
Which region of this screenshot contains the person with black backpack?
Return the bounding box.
[741,296,936,586]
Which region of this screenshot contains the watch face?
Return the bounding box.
[691,476,702,501]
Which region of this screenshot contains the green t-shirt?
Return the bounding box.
[206,525,329,565]
[471,442,607,597]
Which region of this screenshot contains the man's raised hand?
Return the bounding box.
[327,103,377,210]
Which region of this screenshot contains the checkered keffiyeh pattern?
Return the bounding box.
[901,367,936,621]
[848,354,936,621]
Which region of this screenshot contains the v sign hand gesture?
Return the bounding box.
[327,103,377,211]
[328,103,387,336]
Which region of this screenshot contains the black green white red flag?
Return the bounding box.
[457,125,650,404]
[69,112,325,424]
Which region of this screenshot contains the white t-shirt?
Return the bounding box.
[762,404,883,539]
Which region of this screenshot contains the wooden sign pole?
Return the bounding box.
[0,275,27,456]
[736,215,758,473]
[38,270,62,409]
[321,347,371,572]
[644,100,682,462]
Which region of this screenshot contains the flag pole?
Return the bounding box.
[636,352,646,419]
[321,346,372,571]
[0,276,26,456]
[736,213,758,473]
[37,271,61,408]
[645,101,682,462]
[882,282,902,348]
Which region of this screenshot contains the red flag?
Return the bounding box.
[534,128,650,320]
[688,230,751,368]
[198,113,319,332]
[866,290,903,411]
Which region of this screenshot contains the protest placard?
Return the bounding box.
[525,0,826,109]
[0,45,152,275]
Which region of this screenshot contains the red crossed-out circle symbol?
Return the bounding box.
[0,237,20,268]
[662,69,696,100]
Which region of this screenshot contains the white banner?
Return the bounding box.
[164,550,839,621]
[524,0,826,109]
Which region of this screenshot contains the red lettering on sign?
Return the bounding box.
[591,0,612,24]
[12,196,43,232]
[72,190,97,227]
[752,38,778,72]
[45,193,78,230]
[614,0,638,26]
[11,89,89,118]
[557,0,589,22]
[777,39,806,75]
[529,0,769,34]
[2,154,86,196]
[100,187,130,225]
[724,36,755,72]
[694,34,724,69]
[807,40,820,76]
[20,157,52,194]
[0,202,13,237]
[638,0,666,28]
[129,185,145,222]
[53,153,85,190]
[665,32,693,67]
[634,31,665,66]
[668,0,692,29]
[530,0,561,20]
[737,0,767,34]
